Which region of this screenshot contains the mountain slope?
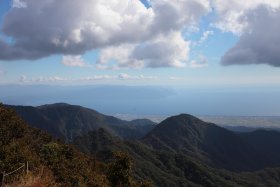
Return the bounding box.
[74,128,239,187]
[0,104,156,187]
[5,103,156,141]
[0,104,110,186]
[74,127,280,187]
[143,114,268,171]
[240,130,280,165]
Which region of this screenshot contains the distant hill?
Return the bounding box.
[200,116,280,129]
[223,125,280,133]
[223,126,261,133]
[143,114,268,171]
[5,103,156,142]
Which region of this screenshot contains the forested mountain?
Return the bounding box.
[0,104,154,186]
[143,114,271,171]
[3,103,280,186]
[74,127,280,187]
[5,103,156,142]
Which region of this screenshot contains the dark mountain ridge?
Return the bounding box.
[5,103,156,142]
[143,114,274,171]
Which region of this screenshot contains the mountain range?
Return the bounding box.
[5,103,156,142]
[3,103,280,186]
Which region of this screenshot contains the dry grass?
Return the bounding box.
[4,167,59,187]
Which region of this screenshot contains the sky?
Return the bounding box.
[0,0,280,116]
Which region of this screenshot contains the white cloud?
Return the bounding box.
[0,0,211,68]
[61,55,88,67]
[118,73,158,80]
[198,30,213,44]
[183,25,200,35]
[48,76,68,82]
[212,0,280,34]
[80,75,115,81]
[98,32,190,69]
[190,55,208,68]
[20,76,68,83]
[2,0,280,69]
[17,73,159,83]
[131,32,189,68]
[0,0,153,60]
[97,44,143,70]
[209,1,280,67]
[18,75,27,82]
[118,73,130,80]
[220,6,280,67]
[192,30,214,46]
[12,0,27,8]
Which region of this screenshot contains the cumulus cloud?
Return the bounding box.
[0,0,211,68]
[221,6,280,67]
[61,55,88,67]
[213,0,280,34]
[97,44,142,70]
[98,32,190,69]
[131,32,189,68]
[2,0,280,69]
[0,0,153,61]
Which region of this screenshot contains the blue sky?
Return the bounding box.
[0,0,280,116]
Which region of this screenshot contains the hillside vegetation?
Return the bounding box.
[0,104,150,187]
[3,103,280,186]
